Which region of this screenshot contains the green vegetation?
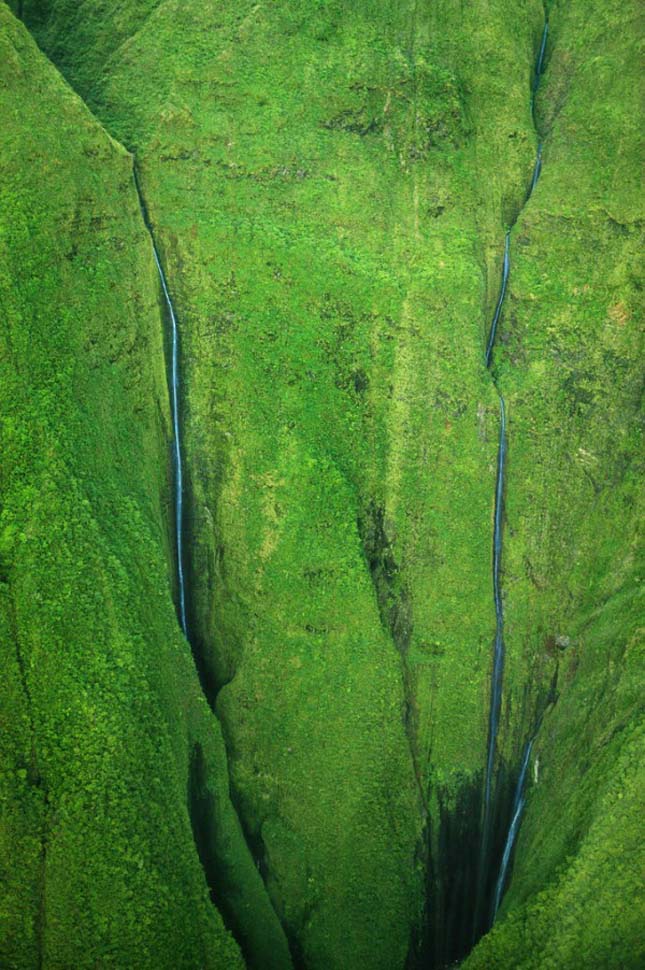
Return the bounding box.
[0,9,289,969]
[1,0,642,966]
[464,0,645,962]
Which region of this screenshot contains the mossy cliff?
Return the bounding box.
[0,10,289,969]
[1,0,643,967]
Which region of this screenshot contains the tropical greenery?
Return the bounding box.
[1,0,642,967]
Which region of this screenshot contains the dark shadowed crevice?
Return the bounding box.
[406,768,514,969]
[359,502,413,653]
[358,501,430,968]
[358,502,425,795]
[216,752,304,970]
[187,743,252,959]
[188,742,293,970]
[424,778,485,969]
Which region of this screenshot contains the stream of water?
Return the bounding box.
[485,234,511,369]
[492,738,534,920]
[134,172,188,636]
[479,16,549,929]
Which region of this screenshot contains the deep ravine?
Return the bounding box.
[132,171,293,970]
[476,14,550,940]
[133,170,188,635]
[492,737,534,920]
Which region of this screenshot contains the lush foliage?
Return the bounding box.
[0,10,288,969]
[1,0,642,966]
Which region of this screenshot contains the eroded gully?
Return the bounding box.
[133,171,187,635]
[132,172,293,970]
[475,15,550,939]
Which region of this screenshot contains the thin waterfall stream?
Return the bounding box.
[150,243,188,634]
[484,393,507,819]
[477,16,549,933]
[133,171,188,636]
[131,172,292,964]
[484,233,510,369]
[131,16,552,960]
[492,737,534,919]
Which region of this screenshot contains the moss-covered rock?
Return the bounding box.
[2,0,642,966]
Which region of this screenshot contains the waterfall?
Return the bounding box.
[485,233,511,369]
[529,24,549,199]
[484,396,507,816]
[133,171,188,636]
[530,143,543,195]
[533,23,549,103]
[492,739,534,919]
[477,16,549,933]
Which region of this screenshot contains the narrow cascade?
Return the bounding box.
[484,233,510,368]
[492,738,534,920]
[131,172,291,964]
[150,243,188,634]
[484,394,507,820]
[133,171,188,635]
[475,15,550,941]
[529,25,549,196]
[532,22,549,108]
[530,143,543,195]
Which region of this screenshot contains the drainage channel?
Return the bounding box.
[475,12,550,944]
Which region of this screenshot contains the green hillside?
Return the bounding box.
[1,0,642,967]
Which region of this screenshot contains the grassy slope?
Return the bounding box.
[29,0,555,964]
[464,0,644,964]
[0,8,292,969]
[10,0,644,966]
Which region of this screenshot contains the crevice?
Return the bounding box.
[358,502,412,655]
[187,743,259,968]
[472,10,552,956]
[423,778,486,969]
[188,742,298,969]
[358,502,427,803]
[358,501,429,967]
[132,167,293,962]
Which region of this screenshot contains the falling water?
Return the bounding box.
[533,23,549,104]
[529,24,549,199]
[492,738,534,919]
[133,171,188,635]
[477,15,550,934]
[151,246,188,635]
[484,396,507,815]
[484,234,511,369]
[530,143,543,195]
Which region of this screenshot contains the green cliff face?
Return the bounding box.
[0,10,290,969]
[2,0,643,967]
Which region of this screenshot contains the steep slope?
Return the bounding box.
[0,8,290,968]
[464,0,644,964]
[23,0,556,964]
[5,0,643,967]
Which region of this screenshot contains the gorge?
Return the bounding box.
[0,2,642,969]
[134,171,189,637]
[475,17,549,943]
